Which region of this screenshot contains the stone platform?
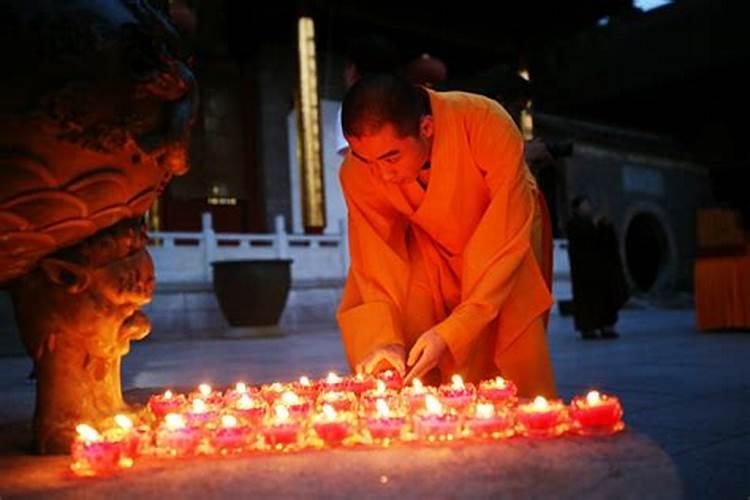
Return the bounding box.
[0,427,679,499]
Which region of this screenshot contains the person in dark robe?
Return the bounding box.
[565,195,630,339]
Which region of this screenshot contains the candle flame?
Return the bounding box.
[425,394,443,414]
[451,374,465,390]
[493,376,506,388]
[221,415,238,428]
[355,372,364,382]
[532,396,549,411]
[376,379,386,394]
[412,378,425,394]
[383,370,394,379]
[165,413,186,430]
[198,383,211,397]
[476,403,495,419]
[586,390,602,406]
[76,424,100,442]
[236,394,254,410]
[235,382,247,393]
[375,398,391,418]
[326,372,342,384]
[322,404,337,421]
[281,391,301,405]
[192,399,207,413]
[114,414,133,431]
[163,390,173,399]
[299,376,311,386]
[274,405,290,422]
[269,382,284,392]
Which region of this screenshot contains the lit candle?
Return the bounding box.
[148,389,186,419]
[211,415,252,454]
[569,390,624,436]
[401,378,436,412]
[233,393,268,426]
[261,382,288,404]
[191,383,223,406]
[224,381,258,403]
[312,404,353,446]
[360,379,400,412]
[70,424,124,477]
[185,398,219,427]
[477,376,518,404]
[279,390,312,418]
[261,405,301,449]
[316,390,357,412]
[365,398,406,444]
[515,396,569,438]
[155,413,203,456]
[413,394,460,442]
[375,369,403,390]
[465,403,515,439]
[102,414,148,462]
[345,372,375,395]
[291,375,320,399]
[438,375,476,411]
[322,371,347,391]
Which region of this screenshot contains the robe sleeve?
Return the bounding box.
[336,161,410,369]
[434,100,543,367]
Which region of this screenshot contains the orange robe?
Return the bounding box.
[337,90,556,397]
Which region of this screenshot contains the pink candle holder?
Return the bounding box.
[317,390,357,412]
[319,372,348,392]
[412,395,461,442]
[277,390,313,419]
[345,373,376,395]
[400,378,437,413]
[210,415,252,454]
[360,380,400,412]
[260,405,302,450]
[375,369,403,391]
[70,424,125,477]
[569,390,625,436]
[155,414,203,456]
[364,399,406,444]
[148,390,186,419]
[465,402,515,439]
[477,377,518,405]
[184,399,219,428]
[102,414,149,462]
[224,381,260,404]
[312,404,354,447]
[290,376,320,399]
[438,375,476,412]
[515,396,569,438]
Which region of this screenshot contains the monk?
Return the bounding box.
[337,74,556,398]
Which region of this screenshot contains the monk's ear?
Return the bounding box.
[420,115,434,140]
[39,258,91,294]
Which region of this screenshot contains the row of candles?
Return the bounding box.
[71,372,624,476]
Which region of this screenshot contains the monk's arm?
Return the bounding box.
[434,101,538,366]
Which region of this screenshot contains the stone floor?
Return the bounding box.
[0,307,748,499]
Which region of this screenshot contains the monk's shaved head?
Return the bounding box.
[342,74,429,139]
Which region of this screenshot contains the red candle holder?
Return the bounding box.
[515,396,569,438]
[477,377,518,405]
[70,424,125,477]
[360,380,400,412]
[465,402,515,439]
[375,369,403,391]
[189,383,224,406]
[569,390,625,436]
[290,376,320,399]
[224,381,260,404]
[261,382,288,404]
[155,414,203,456]
[260,405,302,450]
[345,373,376,395]
[319,372,348,392]
[233,393,268,426]
[277,390,313,419]
[102,414,150,462]
[317,390,357,412]
[148,390,186,419]
[210,415,252,454]
[185,399,219,428]
[412,395,461,442]
[312,404,354,447]
[438,375,476,412]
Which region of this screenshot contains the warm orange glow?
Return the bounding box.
[412,378,425,394]
[532,396,550,411]
[375,398,390,418]
[235,382,247,394]
[451,374,465,390]
[586,390,602,406]
[236,394,256,410]
[269,382,284,392]
[322,404,337,421]
[273,405,290,423]
[493,377,506,388]
[192,399,207,413]
[375,380,387,394]
[299,376,311,386]
[114,414,133,431]
[163,390,173,399]
[326,372,342,384]
[198,383,212,397]
[76,424,100,442]
[476,403,495,419]
[425,394,443,414]
[221,415,238,428]
[164,413,186,430]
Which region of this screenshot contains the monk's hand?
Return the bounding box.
[356,344,406,376]
[404,328,447,385]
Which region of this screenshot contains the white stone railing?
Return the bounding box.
[148,213,349,284]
